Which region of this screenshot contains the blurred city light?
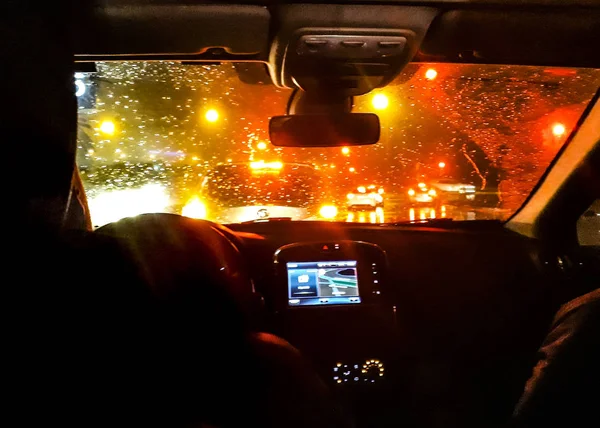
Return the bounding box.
[371,93,389,110]
[250,160,283,170]
[319,205,338,219]
[205,109,219,122]
[341,146,350,155]
[87,184,170,227]
[349,167,356,173]
[257,141,267,150]
[182,197,207,219]
[552,122,566,137]
[425,68,438,80]
[75,80,86,97]
[438,161,446,168]
[99,120,116,135]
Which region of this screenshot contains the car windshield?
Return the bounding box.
[77,62,600,227]
[203,163,322,208]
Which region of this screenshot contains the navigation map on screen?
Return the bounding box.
[287,261,361,306]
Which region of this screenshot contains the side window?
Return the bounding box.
[577,200,600,246]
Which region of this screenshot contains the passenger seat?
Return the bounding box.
[511,288,600,427]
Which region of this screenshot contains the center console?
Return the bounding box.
[272,241,394,383]
[274,240,387,310]
[270,241,409,425]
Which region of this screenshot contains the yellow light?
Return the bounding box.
[99,120,116,135]
[438,161,446,168]
[418,182,426,188]
[319,205,338,219]
[552,123,566,137]
[371,93,389,110]
[349,167,356,173]
[428,189,437,196]
[257,141,267,150]
[205,109,219,122]
[341,146,350,155]
[357,186,366,193]
[378,188,384,194]
[250,160,283,170]
[409,208,415,221]
[369,212,377,223]
[408,189,415,196]
[181,197,207,219]
[425,68,438,80]
[347,193,355,199]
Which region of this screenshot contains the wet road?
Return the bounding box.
[343,193,509,223]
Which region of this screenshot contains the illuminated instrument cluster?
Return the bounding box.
[333,359,385,384]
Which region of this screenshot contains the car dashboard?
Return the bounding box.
[223,220,566,427]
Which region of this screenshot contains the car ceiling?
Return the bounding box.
[75,0,600,70]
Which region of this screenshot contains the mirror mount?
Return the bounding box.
[287,89,353,115]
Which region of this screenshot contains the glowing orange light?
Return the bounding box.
[250,160,283,170]
[552,123,566,137]
[257,141,267,150]
[372,94,389,110]
[205,109,219,122]
[425,68,438,80]
[438,161,446,168]
[341,147,350,155]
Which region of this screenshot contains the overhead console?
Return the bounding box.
[269,4,438,96]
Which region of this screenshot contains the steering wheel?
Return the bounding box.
[95,213,262,324]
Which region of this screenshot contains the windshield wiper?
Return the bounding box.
[240,217,293,224]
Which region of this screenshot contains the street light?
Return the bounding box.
[99,120,116,135]
[372,94,389,110]
[425,68,438,81]
[341,146,350,155]
[552,123,566,137]
[205,109,219,122]
[438,161,446,169]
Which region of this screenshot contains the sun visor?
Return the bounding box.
[419,9,600,68]
[74,5,270,59]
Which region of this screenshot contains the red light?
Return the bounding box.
[322,245,329,250]
[425,68,438,80]
[552,123,566,137]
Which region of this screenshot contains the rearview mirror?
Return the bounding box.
[269,113,380,147]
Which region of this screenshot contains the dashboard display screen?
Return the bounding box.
[287,261,361,306]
